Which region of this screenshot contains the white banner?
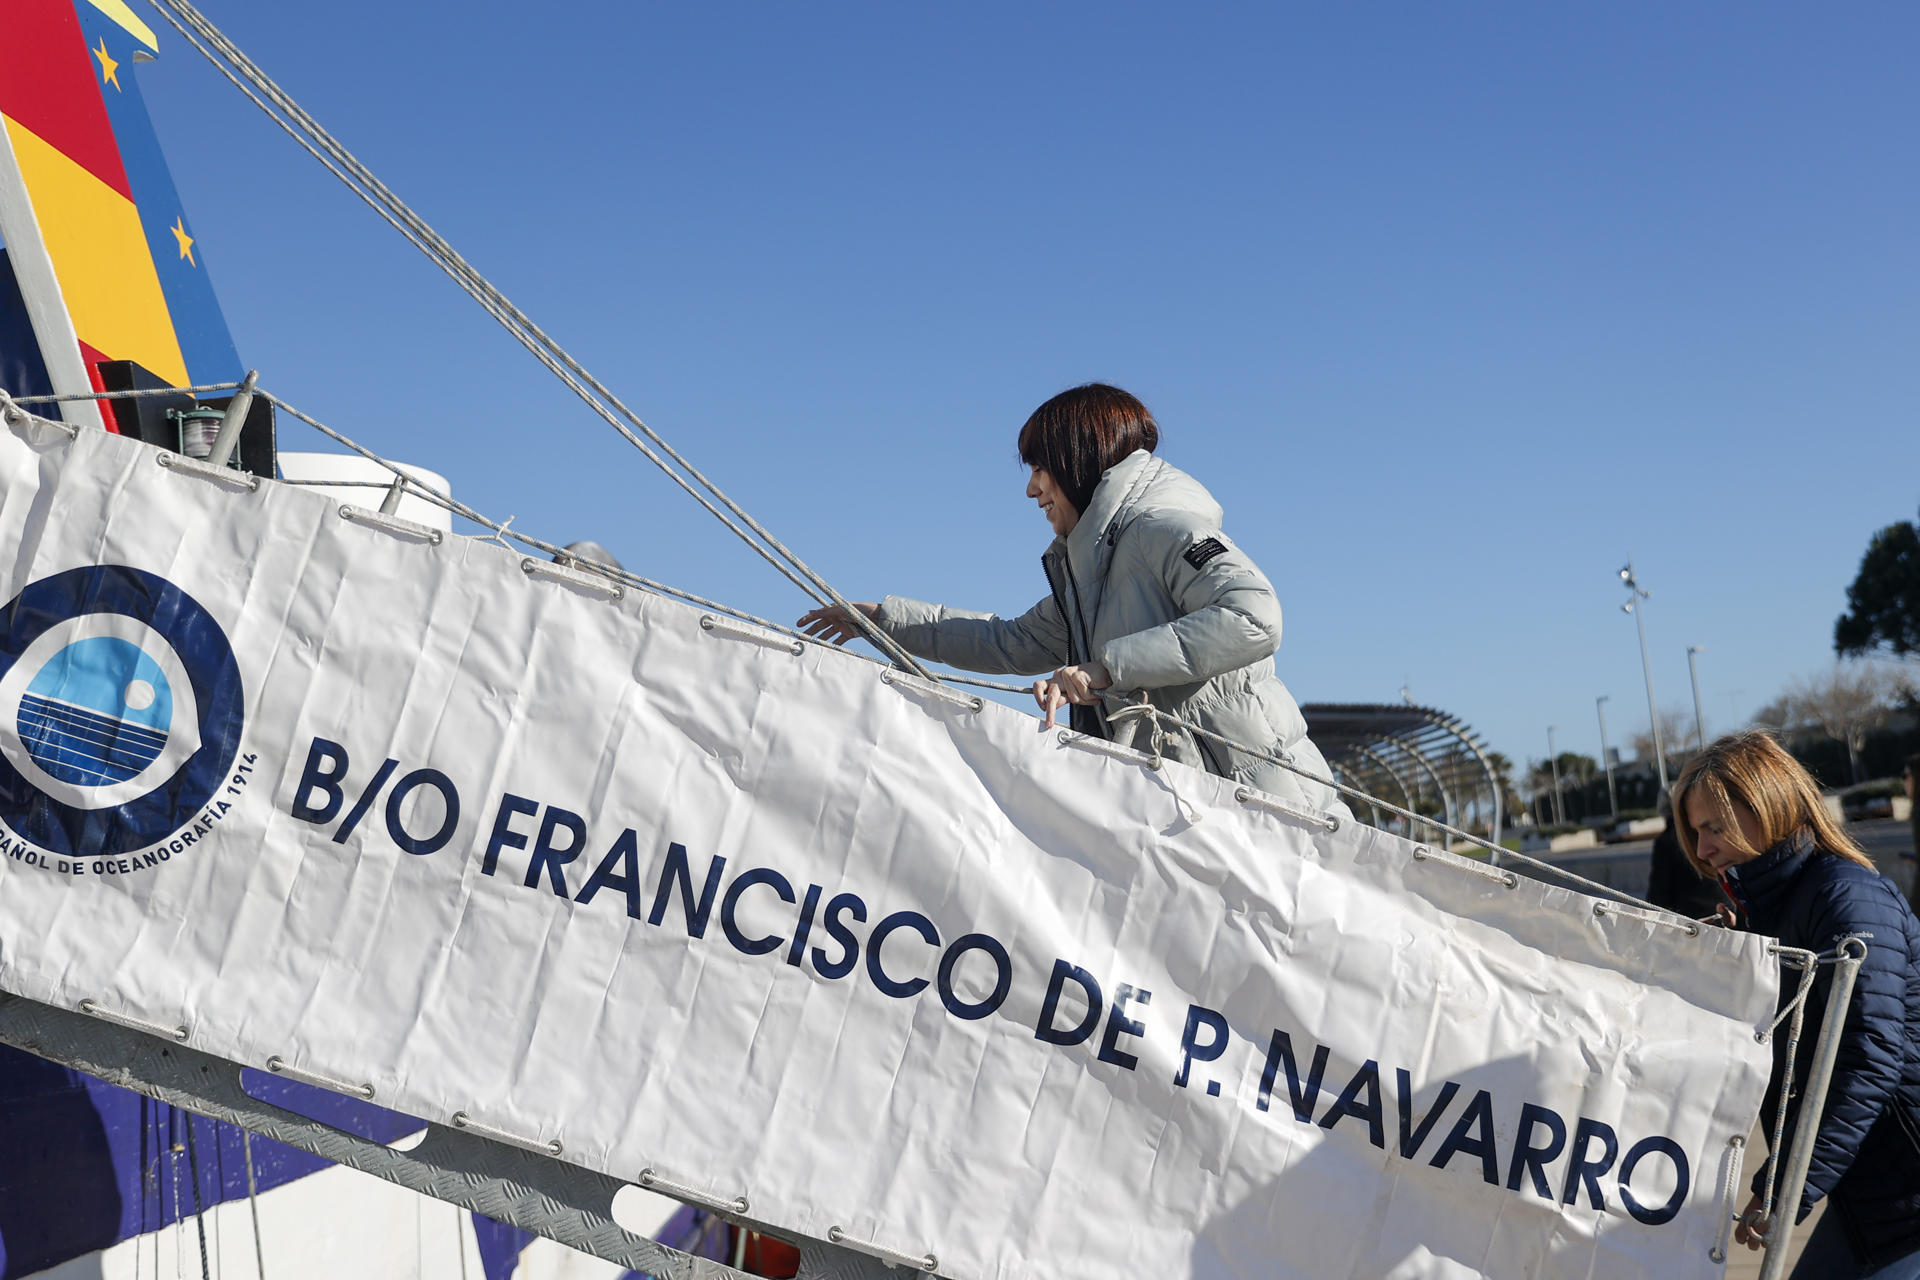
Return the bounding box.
[0,418,1776,1280]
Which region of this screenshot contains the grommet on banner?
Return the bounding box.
[826,1226,938,1273]
[1709,1134,1746,1263]
[1591,900,1701,937]
[1409,845,1518,889]
[882,669,983,712]
[636,1167,750,1215]
[520,557,624,600]
[1234,786,1340,833]
[449,1111,563,1156]
[78,998,188,1042]
[1057,729,1159,770]
[0,394,79,440]
[156,450,261,491]
[700,614,804,655]
[265,1055,376,1100]
[339,504,444,545]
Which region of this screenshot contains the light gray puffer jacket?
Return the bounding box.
[875,449,1342,814]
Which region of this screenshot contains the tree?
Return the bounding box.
[1835,514,1920,659]
[1629,706,1695,768]
[1782,663,1912,783]
[1484,751,1523,828]
[1523,752,1599,824]
[1552,752,1599,787]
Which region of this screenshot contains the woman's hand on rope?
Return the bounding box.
[797,602,880,646]
[1733,1194,1771,1251]
[1034,662,1111,729]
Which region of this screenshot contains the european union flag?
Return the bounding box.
[71,0,241,386]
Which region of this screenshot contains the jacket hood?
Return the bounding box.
[1726,827,1818,931]
[1053,450,1223,583]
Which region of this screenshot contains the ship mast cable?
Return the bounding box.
[0,380,826,649]
[257,388,814,640]
[143,0,932,681]
[136,2,833,615]
[9,382,244,403]
[142,0,844,613]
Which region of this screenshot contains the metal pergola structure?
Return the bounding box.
[1300,703,1503,852]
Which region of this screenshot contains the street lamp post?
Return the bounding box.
[1596,695,1619,820]
[1619,559,1670,795]
[1687,645,1708,751]
[1546,727,1565,826]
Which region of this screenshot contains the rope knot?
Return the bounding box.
[1111,697,1203,825]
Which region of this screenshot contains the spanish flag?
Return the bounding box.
[0,0,242,424]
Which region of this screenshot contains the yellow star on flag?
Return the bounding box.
[169,217,196,266]
[93,38,121,91]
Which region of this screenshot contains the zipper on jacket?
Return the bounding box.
[1041,551,1108,739]
[1061,563,1093,670]
[1040,553,1078,665]
[1895,1089,1920,1158]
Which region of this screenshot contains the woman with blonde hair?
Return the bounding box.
[1673,730,1920,1278]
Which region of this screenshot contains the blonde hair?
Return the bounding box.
[1672,730,1871,878]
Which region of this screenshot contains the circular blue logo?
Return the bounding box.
[0,566,242,857]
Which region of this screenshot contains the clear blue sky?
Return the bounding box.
[129,3,1917,776]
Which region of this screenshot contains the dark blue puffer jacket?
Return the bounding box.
[1724,828,1920,1269]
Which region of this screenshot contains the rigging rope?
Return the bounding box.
[1710,1134,1746,1263]
[142,0,932,681]
[242,1131,267,1280]
[256,389,809,639]
[0,383,1697,921]
[169,1113,185,1280]
[1758,953,1821,1226]
[183,1114,214,1280]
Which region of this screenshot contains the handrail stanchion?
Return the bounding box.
[378,472,408,515]
[1755,938,1867,1280]
[205,368,257,469]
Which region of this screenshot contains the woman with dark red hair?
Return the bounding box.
[800,383,1342,814]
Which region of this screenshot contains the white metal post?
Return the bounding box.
[1547,726,1565,826]
[1596,695,1619,820]
[1687,645,1709,751]
[1755,939,1868,1280]
[1620,560,1669,795]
